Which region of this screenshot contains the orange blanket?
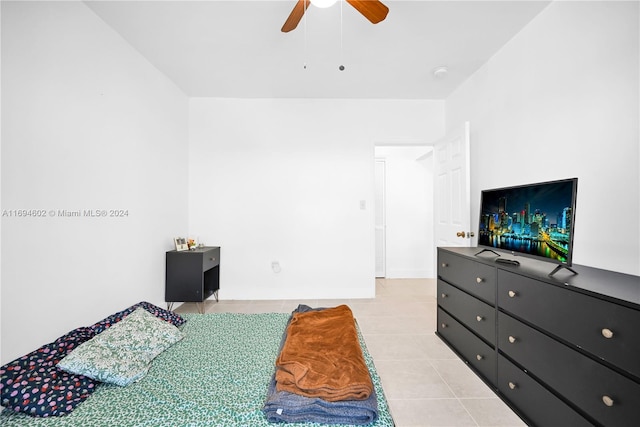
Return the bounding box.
[275,305,373,402]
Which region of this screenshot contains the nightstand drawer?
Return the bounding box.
[438,251,496,304]
[202,247,220,272]
[498,354,592,427]
[438,279,495,345]
[498,270,640,379]
[499,312,640,427]
[438,307,496,386]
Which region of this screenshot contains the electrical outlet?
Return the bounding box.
[271,261,281,273]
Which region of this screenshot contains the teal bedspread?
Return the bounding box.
[0,312,394,426]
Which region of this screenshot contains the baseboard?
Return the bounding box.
[382,269,434,279]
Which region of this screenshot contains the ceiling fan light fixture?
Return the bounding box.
[310,0,338,8]
[281,0,388,33]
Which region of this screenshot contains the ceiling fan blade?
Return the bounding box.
[281,0,311,33]
[346,0,389,24]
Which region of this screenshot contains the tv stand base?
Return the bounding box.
[548,264,578,277]
[475,248,500,257]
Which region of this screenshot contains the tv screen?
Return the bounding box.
[478,178,578,268]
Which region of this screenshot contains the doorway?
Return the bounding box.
[374,145,434,279]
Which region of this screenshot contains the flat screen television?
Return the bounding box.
[477,178,578,276]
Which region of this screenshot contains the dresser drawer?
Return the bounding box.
[438,280,496,345]
[438,307,496,387]
[438,250,496,304]
[498,354,593,427]
[499,312,640,427]
[498,270,640,379]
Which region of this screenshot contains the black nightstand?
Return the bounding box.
[165,246,220,313]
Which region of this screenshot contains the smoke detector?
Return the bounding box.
[433,66,449,79]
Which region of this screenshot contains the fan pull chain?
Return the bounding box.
[303,0,308,69]
[339,0,345,71]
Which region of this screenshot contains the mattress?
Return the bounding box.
[0,312,394,426]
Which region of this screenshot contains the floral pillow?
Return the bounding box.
[57,308,184,386]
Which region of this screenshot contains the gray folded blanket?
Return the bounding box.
[262,304,379,425]
[263,370,379,424]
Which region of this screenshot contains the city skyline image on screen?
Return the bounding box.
[478,178,578,266]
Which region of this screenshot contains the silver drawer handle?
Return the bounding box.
[476,354,483,361]
[476,277,483,284]
[441,263,448,268]
[508,336,517,344]
[602,395,614,407]
[476,315,483,322]
[210,257,216,261]
[508,382,517,390]
[441,293,448,298]
[441,323,448,329]
[601,328,614,339]
[508,290,517,298]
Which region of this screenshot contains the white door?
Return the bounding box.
[374,159,386,277]
[434,122,472,248]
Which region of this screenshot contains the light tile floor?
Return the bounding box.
[175,278,527,427]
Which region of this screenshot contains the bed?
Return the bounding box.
[0,302,395,426]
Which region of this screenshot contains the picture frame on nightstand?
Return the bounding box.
[174,237,188,252]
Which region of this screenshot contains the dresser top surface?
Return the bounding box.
[439,247,640,307]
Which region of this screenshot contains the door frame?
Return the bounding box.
[374,158,386,278]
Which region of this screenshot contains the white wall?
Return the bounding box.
[1,1,189,364]
[375,146,434,278]
[446,1,639,275]
[188,99,444,299]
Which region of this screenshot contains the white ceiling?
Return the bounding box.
[84,0,551,99]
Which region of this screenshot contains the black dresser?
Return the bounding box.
[436,246,640,426]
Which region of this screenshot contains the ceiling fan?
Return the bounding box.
[281,0,389,33]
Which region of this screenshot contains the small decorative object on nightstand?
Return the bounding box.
[173,237,188,252]
[165,246,220,313]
